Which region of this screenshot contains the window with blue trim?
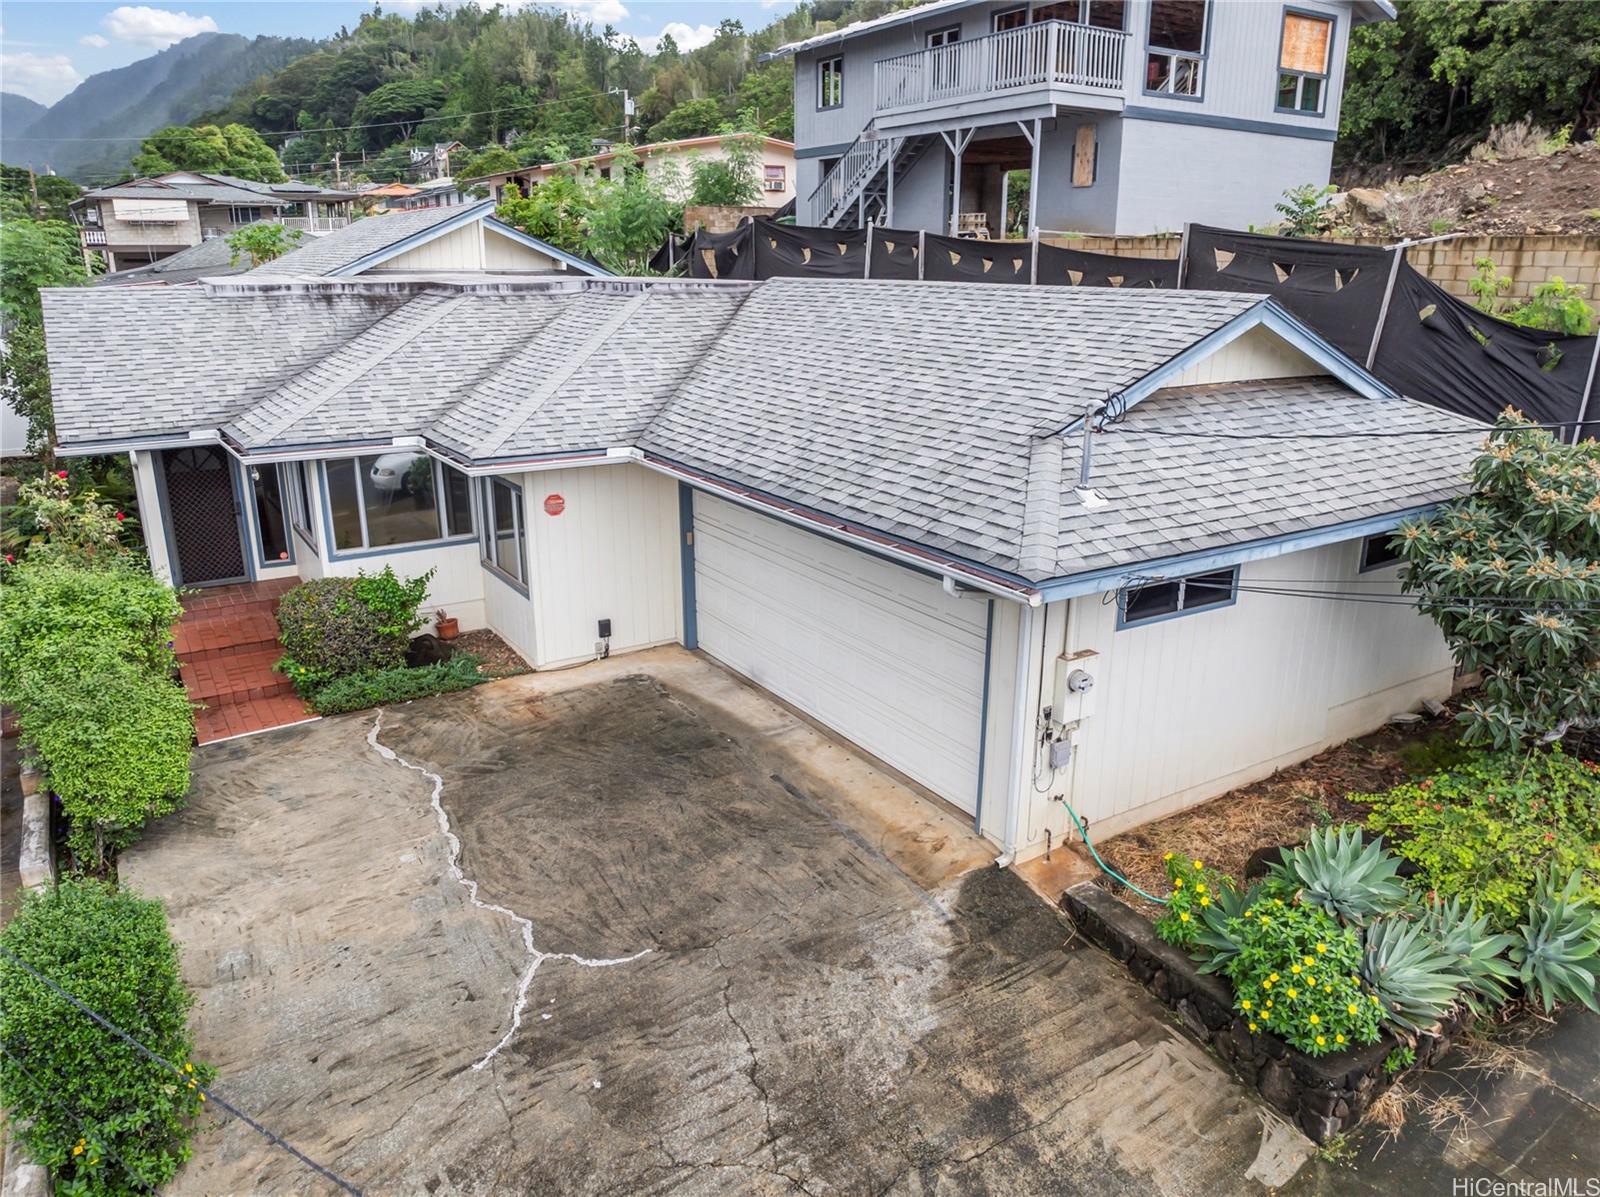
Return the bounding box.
[1277,10,1331,114]
[479,476,526,586]
[1120,566,1237,626]
[288,461,318,551]
[323,454,475,553]
[249,462,290,564]
[1145,0,1207,97]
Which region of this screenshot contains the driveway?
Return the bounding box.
[123,648,1312,1195]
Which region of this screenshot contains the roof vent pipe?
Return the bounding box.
[1074,402,1111,510]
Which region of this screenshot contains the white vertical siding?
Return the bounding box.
[525,463,681,669]
[320,541,488,633]
[483,566,538,664]
[378,222,485,272]
[131,449,173,583]
[1012,538,1454,855]
[483,227,561,271]
[1170,323,1324,386]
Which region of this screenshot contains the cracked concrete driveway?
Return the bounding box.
[123,648,1313,1195]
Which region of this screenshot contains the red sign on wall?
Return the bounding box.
[543,493,566,516]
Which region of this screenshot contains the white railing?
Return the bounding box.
[80,228,107,246]
[805,128,893,226]
[874,20,1127,114]
[279,215,352,233]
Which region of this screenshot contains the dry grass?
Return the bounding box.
[1469,119,1551,163]
[1094,719,1444,913]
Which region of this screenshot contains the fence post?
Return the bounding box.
[1030,227,1040,285]
[1175,221,1191,289]
[864,224,874,279]
[1577,332,1599,443]
[918,229,926,280]
[1367,246,1405,370]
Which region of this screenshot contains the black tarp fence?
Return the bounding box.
[1181,224,1598,439]
[659,217,1597,438]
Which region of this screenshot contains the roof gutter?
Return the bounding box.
[635,450,1041,606]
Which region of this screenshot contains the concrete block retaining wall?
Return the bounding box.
[1060,881,1467,1144]
[1049,232,1600,304]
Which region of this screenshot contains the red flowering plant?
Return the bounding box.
[0,472,138,572]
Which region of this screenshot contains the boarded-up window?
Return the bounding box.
[1280,13,1331,73]
[1073,125,1096,187]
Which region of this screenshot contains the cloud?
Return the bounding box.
[0,52,83,104]
[639,21,717,53]
[100,6,219,48]
[79,33,111,48]
[553,0,629,26]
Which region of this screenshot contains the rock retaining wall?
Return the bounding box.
[1061,881,1467,1143]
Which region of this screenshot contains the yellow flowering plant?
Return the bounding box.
[1153,854,1235,949]
[1222,899,1382,1056]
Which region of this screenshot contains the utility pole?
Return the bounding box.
[609,87,634,144]
[28,166,40,218]
[333,152,342,189]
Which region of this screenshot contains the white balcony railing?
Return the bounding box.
[80,228,108,246]
[874,20,1127,114]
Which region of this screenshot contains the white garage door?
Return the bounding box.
[693,494,989,813]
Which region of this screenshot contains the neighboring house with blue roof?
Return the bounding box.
[41,274,1475,865]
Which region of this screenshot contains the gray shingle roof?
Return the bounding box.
[93,231,252,287]
[640,279,1266,576]
[250,202,492,277]
[85,179,290,206]
[41,287,411,444]
[43,275,1482,585]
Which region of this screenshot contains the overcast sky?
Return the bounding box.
[1,1,798,105]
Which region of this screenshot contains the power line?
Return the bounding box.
[0,946,363,1196]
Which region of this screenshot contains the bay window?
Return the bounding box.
[321,453,475,554]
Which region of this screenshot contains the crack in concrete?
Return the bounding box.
[367,710,652,1070]
[647,1132,818,1196]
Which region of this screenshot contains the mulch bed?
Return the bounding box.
[1096,712,1459,917]
[454,629,531,678]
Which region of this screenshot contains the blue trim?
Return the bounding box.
[317,455,476,561]
[679,482,698,651]
[228,455,257,583]
[477,475,530,595]
[1038,503,1440,602]
[246,460,295,571]
[1273,6,1335,118]
[1358,531,1403,573]
[973,597,995,835]
[327,535,479,563]
[482,216,611,276]
[1140,0,1212,104]
[329,200,498,275]
[1122,104,1338,142]
[1115,565,1240,630]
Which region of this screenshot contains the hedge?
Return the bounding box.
[311,653,485,715]
[0,879,213,1196]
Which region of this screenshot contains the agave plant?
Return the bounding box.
[1362,915,1469,1034]
[1271,825,1408,925]
[1191,882,1260,975]
[1508,868,1600,1014]
[1422,895,1517,1015]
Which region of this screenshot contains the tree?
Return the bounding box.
[686,134,762,206]
[586,153,680,274]
[132,124,287,182]
[0,166,82,222]
[0,322,56,459]
[1,217,90,324]
[457,146,518,192]
[226,223,304,267]
[494,178,593,254]
[651,97,725,142]
[351,79,451,147]
[1394,412,1600,748]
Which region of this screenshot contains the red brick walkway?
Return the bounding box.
[174,579,318,744]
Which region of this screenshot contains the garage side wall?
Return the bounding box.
[524,462,682,669]
[1019,538,1454,856]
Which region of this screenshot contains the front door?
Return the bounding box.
[161,446,248,587]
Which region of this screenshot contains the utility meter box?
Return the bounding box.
[1052,649,1099,726]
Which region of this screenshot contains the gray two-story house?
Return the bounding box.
[773,0,1392,236]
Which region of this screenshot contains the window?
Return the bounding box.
[1145,0,1207,97]
[1359,533,1403,572]
[1277,10,1332,114]
[993,7,1027,31]
[479,476,526,587]
[84,206,100,226]
[250,463,290,564]
[818,56,843,109]
[228,205,264,224]
[321,454,474,554]
[1119,567,1238,627]
[289,461,318,550]
[926,24,961,46]
[762,164,787,192]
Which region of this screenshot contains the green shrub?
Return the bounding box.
[310,653,485,715]
[1509,868,1600,1014]
[1362,915,1468,1033]
[0,561,191,870]
[1220,897,1381,1055]
[0,879,214,1196]
[1361,748,1600,929]
[275,567,435,687]
[1153,854,1235,949]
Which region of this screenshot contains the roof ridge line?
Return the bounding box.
[245,293,470,445]
[1019,433,1065,577]
[475,291,654,458]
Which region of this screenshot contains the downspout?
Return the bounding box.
[996,600,1038,865]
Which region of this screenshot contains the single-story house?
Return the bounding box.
[41,275,1480,862]
[246,199,607,279]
